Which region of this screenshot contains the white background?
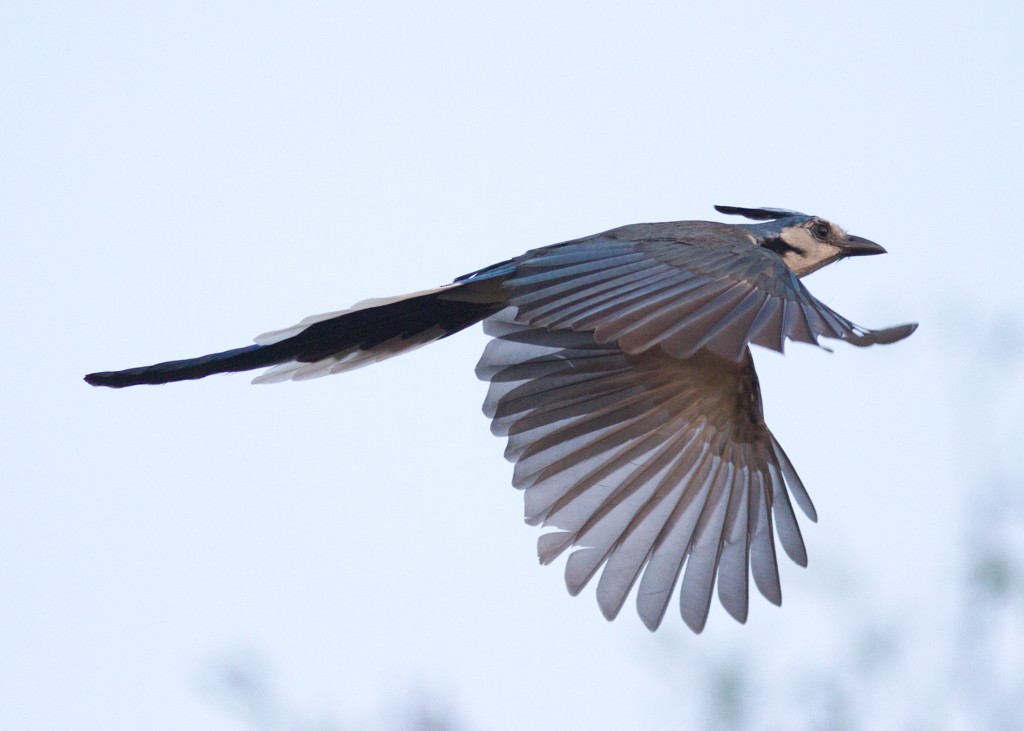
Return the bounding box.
[2,2,1022,729]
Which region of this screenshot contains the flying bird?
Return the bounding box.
[85,205,917,632]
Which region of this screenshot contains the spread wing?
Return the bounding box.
[476,309,816,632]
[505,231,917,363]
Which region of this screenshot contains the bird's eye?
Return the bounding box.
[812,222,830,240]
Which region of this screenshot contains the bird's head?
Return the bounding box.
[715,205,886,278]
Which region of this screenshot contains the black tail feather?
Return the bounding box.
[84,344,289,388]
[84,289,501,388]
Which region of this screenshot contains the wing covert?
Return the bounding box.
[505,234,916,362]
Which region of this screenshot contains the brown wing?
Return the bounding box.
[476,309,816,632]
[505,223,916,363]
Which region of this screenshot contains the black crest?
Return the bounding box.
[714,205,809,221]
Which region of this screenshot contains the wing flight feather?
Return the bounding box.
[476,308,816,631]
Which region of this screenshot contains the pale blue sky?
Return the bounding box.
[2,2,1022,729]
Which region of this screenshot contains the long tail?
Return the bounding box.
[85,282,505,388]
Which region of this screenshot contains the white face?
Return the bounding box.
[778,219,847,277]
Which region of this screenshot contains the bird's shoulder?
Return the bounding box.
[602,219,758,250]
[537,220,775,272]
[532,220,759,254]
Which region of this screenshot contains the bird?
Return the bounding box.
[85,205,917,632]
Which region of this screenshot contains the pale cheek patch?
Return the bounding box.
[779,228,817,251]
[779,228,842,277]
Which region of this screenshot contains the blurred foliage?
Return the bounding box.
[202,649,464,731]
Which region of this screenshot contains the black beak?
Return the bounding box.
[840,235,887,257]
